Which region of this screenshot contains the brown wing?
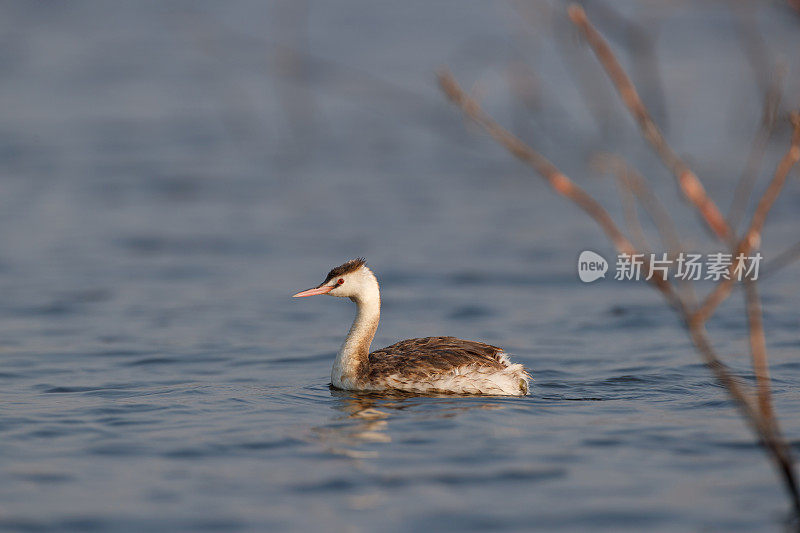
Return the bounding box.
[366,336,508,381]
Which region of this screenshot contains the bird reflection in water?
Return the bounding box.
[309,389,507,461]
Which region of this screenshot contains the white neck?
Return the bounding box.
[331,273,380,388]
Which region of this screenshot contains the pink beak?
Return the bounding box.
[292,285,334,298]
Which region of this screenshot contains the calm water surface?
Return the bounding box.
[2,2,800,531]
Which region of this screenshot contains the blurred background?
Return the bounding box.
[1,1,800,531]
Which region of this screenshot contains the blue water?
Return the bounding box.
[2,1,800,531]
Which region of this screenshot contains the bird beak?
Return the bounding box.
[292,285,334,298]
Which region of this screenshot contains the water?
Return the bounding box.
[1,1,800,531]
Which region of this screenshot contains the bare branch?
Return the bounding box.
[592,153,697,307]
[744,280,773,422]
[438,69,636,258]
[727,66,785,232]
[688,318,800,511]
[439,70,737,397]
[439,10,800,509]
[439,3,800,506]
[567,5,731,241]
[610,159,650,253]
[695,113,800,324]
[575,0,669,129]
[743,112,800,252]
[591,154,683,257]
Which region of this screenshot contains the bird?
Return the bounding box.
[292,258,530,396]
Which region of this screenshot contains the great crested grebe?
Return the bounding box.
[293,258,530,396]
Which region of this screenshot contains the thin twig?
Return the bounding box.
[613,162,650,253]
[695,113,800,324]
[439,70,739,397]
[438,70,635,257]
[551,6,616,134]
[727,66,785,233]
[742,112,800,254]
[438,18,800,509]
[568,5,731,241]
[439,69,684,307]
[576,0,669,130]
[732,2,773,99]
[592,153,697,307]
[687,318,800,511]
[744,280,774,422]
[591,154,683,256]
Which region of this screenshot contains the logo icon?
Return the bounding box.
[578,250,608,282]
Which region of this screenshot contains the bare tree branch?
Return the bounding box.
[695,113,800,324]
[438,6,800,510]
[438,70,754,421]
[744,280,773,422]
[727,67,785,232]
[568,5,731,241]
[438,70,637,258]
[591,153,683,257]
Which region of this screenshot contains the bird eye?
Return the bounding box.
[337,278,344,285]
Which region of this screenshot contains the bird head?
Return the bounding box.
[292,258,375,300]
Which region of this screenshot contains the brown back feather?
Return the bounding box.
[366,336,508,380]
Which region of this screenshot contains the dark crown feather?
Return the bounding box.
[324,257,366,282]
